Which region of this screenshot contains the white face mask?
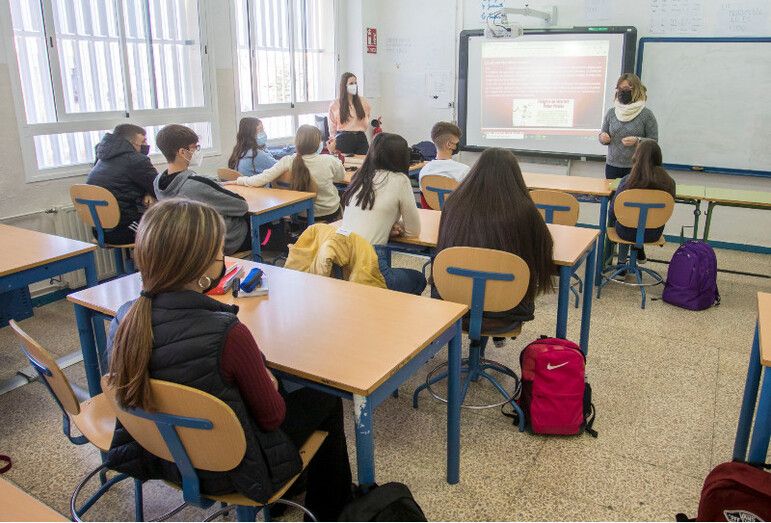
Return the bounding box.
[186,148,203,168]
[346,83,358,96]
[316,141,324,154]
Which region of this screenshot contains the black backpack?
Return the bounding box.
[338,482,427,521]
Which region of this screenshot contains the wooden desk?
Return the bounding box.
[67,262,468,485]
[341,159,429,185]
[226,185,315,261]
[0,477,68,521]
[523,172,611,198]
[702,187,771,241]
[0,225,99,395]
[733,292,771,464]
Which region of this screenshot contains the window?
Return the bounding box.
[6,0,214,177]
[235,0,337,140]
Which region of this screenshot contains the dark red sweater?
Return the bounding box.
[220,322,286,431]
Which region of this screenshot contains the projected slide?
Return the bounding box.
[460,29,635,158]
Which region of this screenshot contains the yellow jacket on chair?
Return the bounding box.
[285,223,386,289]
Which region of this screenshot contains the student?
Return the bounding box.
[328,72,371,155]
[227,117,278,176]
[86,123,158,244]
[435,148,554,342]
[226,125,345,222]
[340,133,426,295]
[105,199,352,520]
[609,139,676,264]
[599,73,659,180]
[418,121,470,208]
[153,124,250,255]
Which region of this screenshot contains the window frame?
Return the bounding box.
[1,0,220,182]
[231,0,341,143]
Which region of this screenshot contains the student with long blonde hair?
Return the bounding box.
[106,198,351,520]
[227,125,345,221]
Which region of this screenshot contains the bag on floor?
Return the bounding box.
[338,482,427,521]
[662,241,720,310]
[512,336,597,437]
[675,461,771,522]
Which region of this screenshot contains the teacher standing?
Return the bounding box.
[328,72,371,155]
[599,73,658,179]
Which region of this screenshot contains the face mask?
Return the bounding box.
[346,84,358,96]
[316,141,324,154]
[139,144,150,156]
[201,261,226,293]
[187,148,203,167]
[256,132,267,147]
[617,90,633,105]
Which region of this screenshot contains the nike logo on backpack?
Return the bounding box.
[546,362,568,370]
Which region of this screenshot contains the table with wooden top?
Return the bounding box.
[0,224,99,394]
[345,208,599,354]
[340,155,429,185]
[226,185,316,261]
[701,187,771,242]
[67,262,468,485]
[0,476,68,521]
[734,292,771,464]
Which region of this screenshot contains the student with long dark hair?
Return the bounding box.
[228,117,277,176]
[226,125,345,222]
[340,133,426,294]
[435,148,554,336]
[609,139,676,263]
[328,72,371,154]
[106,199,352,520]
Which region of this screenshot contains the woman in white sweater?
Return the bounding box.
[340,133,426,295]
[227,125,345,221]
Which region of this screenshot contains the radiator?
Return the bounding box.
[2,206,118,296]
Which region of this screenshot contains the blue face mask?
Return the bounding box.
[256,132,268,147]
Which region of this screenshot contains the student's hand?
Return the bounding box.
[327,137,337,153]
[389,222,405,238]
[621,136,639,147]
[599,132,611,145]
[267,370,279,391]
[142,195,156,208]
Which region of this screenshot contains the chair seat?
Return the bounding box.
[71,394,116,452]
[165,430,328,507]
[88,239,135,249]
[606,228,665,247]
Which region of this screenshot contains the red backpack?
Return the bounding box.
[677,461,771,522]
[508,337,597,437]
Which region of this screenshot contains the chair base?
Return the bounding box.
[70,464,144,522]
[597,261,664,309]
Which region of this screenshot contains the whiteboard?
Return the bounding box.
[638,38,771,176]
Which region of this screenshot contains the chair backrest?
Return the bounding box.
[70,185,121,246]
[216,168,241,182]
[530,189,580,226]
[9,320,81,417]
[101,376,247,505]
[420,175,459,210]
[614,189,675,244]
[433,247,529,340]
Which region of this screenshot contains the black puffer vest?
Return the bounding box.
[105,291,302,502]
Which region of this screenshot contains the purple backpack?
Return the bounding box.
[662,241,720,310]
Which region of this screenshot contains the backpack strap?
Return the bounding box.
[675,513,695,522]
[584,404,598,438]
[0,454,11,474]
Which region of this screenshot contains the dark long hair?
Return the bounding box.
[341,133,410,211]
[290,125,322,192]
[228,117,262,169]
[626,139,675,195]
[436,148,554,301]
[338,72,365,125]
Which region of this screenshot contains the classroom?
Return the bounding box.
[0,0,770,521]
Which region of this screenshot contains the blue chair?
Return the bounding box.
[70,184,134,275]
[413,247,528,430]
[100,376,328,522]
[8,320,144,521]
[598,189,675,308]
[530,189,584,308]
[420,175,459,211]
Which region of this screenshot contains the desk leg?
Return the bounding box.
[579,241,597,355]
[353,395,375,486]
[84,252,99,287]
[733,324,761,461]
[74,304,101,397]
[748,366,771,464]
[306,201,315,226]
[692,200,702,240]
[595,196,609,289]
[447,319,462,485]
[703,202,717,242]
[250,215,262,262]
[556,266,571,339]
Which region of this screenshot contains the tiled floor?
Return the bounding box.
[0,244,769,521]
